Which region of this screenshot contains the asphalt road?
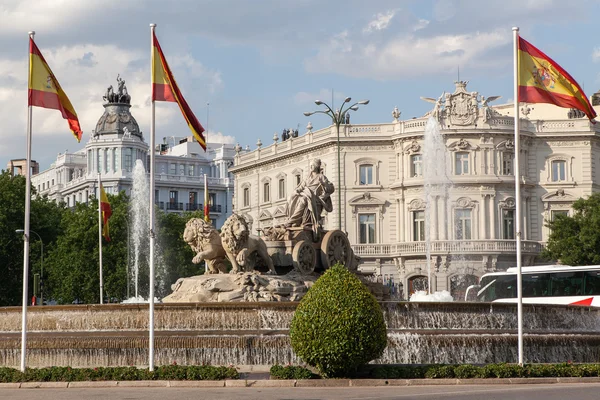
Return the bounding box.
[3,384,600,400]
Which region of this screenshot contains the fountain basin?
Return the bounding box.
[0,302,598,368]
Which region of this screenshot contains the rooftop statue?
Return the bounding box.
[103,74,131,104]
[285,158,334,237]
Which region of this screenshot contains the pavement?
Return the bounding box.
[2,376,600,389]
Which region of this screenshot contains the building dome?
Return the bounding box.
[94,75,143,140]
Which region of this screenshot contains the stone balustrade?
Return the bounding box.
[352,240,544,257]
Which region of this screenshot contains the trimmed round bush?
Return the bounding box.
[289,263,387,377]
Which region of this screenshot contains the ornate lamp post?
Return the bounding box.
[304,97,369,230]
[16,229,43,305]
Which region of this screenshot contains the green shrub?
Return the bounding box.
[453,364,480,379]
[289,263,387,378]
[424,365,455,379]
[270,365,315,380]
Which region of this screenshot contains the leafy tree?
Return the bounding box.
[289,263,388,377]
[0,170,65,306]
[44,192,129,304]
[543,193,600,265]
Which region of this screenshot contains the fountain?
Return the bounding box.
[129,159,150,300]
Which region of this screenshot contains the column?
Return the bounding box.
[522,196,528,241]
[489,194,496,239]
[432,195,439,240]
[481,194,488,239]
[439,195,447,240]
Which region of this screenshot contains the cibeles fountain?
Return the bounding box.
[1,86,600,369]
[164,158,381,303]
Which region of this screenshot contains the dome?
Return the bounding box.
[94,75,143,139]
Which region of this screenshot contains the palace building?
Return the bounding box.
[230,81,600,299]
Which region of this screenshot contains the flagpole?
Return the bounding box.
[20,30,35,373]
[148,22,157,372]
[206,102,209,145]
[513,26,524,366]
[98,173,104,304]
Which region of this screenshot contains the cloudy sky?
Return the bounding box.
[0,0,598,170]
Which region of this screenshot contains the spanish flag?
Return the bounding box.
[100,183,112,241]
[152,32,206,150]
[518,36,596,121]
[28,38,83,142]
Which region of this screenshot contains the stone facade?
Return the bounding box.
[230,81,600,299]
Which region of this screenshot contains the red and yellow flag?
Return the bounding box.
[152,32,206,150]
[28,38,83,142]
[518,36,596,121]
[100,183,112,241]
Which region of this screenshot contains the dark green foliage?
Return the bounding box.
[424,365,455,379]
[453,364,480,379]
[0,365,238,382]
[269,365,316,380]
[289,263,387,378]
[543,193,600,265]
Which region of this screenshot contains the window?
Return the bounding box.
[359,165,373,185]
[106,150,111,174]
[359,214,376,243]
[170,164,177,175]
[295,174,301,186]
[188,165,195,176]
[114,149,120,172]
[263,182,270,202]
[551,160,566,182]
[189,192,197,208]
[413,210,425,241]
[169,190,178,204]
[411,155,423,177]
[209,193,216,206]
[503,209,515,239]
[179,165,185,175]
[51,179,54,186]
[98,150,103,173]
[455,152,469,175]
[243,187,250,207]
[278,178,286,199]
[455,209,472,239]
[502,154,513,175]
[124,148,132,172]
[551,210,569,221]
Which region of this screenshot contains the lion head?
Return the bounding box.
[220,213,250,256]
[184,218,220,252]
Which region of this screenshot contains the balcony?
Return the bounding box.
[166,202,184,211]
[352,240,544,258]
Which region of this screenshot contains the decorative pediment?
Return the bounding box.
[272,206,287,218]
[275,172,286,179]
[404,140,421,155]
[495,139,514,151]
[448,138,478,152]
[498,197,516,209]
[349,192,386,206]
[408,198,426,211]
[541,189,577,202]
[455,197,476,208]
[291,168,303,176]
[258,210,273,220]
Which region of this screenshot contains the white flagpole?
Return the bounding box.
[513,26,524,366]
[148,22,157,372]
[20,30,35,372]
[98,173,104,305]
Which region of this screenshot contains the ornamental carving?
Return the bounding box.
[499,197,516,209]
[408,198,426,210]
[456,197,475,208]
[404,140,421,154]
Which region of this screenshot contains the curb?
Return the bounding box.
[2,377,600,388]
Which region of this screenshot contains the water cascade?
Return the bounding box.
[130,159,150,299]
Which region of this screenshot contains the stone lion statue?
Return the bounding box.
[183,218,228,274]
[220,213,277,274]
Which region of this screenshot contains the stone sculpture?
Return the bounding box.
[183,218,228,274]
[285,158,334,236]
[220,213,277,274]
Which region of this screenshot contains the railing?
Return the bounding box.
[352,240,545,257]
[166,202,184,211]
[155,175,232,186]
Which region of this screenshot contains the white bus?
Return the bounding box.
[465,264,600,307]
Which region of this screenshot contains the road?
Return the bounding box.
[2,384,600,400]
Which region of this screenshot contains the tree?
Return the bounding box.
[0,170,65,306]
[543,193,600,265]
[289,263,388,377]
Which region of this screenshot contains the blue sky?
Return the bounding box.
[0,0,598,170]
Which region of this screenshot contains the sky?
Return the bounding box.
[0,0,599,171]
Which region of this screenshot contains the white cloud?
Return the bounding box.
[363,10,397,34]
[413,19,430,31]
[207,131,235,145]
[593,47,600,62]
[305,29,510,79]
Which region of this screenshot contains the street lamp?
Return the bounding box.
[304,97,369,230]
[16,229,43,305]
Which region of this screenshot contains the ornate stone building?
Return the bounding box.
[30,77,235,229]
[230,81,600,299]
